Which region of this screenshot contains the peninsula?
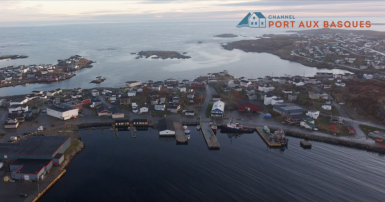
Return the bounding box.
[222,29,385,72]
[0,55,93,88]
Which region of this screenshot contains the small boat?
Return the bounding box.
[211,125,217,133]
[219,118,254,133]
[184,129,190,134]
[183,125,188,130]
[197,125,201,130]
[186,134,191,140]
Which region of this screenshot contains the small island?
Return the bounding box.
[90,76,106,84]
[135,51,191,59]
[0,55,28,60]
[214,34,238,38]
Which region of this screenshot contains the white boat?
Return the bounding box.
[183,125,188,130]
[197,125,201,130]
[186,134,191,140]
[184,129,190,134]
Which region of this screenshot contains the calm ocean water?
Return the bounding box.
[0,20,359,96]
[40,128,385,202]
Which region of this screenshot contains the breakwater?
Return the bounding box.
[283,129,385,154]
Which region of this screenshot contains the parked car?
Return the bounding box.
[41,109,47,113]
[339,102,345,105]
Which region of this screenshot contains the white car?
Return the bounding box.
[339,102,345,105]
[41,109,47,113]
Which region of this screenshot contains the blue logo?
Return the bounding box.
[236,12,266,28]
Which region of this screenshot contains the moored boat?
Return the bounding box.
[183,125,188,130]
[219,118,254,133]
[186,134,191,140]
[184,129,190,134]
[197,125,201,130]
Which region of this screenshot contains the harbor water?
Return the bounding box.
[39,128,385,202]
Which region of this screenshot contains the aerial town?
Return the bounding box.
[1,29,385,200]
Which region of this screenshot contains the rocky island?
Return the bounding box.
[135,51,191,59]
[90,76,106,84]
[0,55,28,60]
[214,33,238,38]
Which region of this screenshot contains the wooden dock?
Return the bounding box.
[200,123,220,149]
[174,122,188,143]
[255,127,282,147]
[130,124,137,138]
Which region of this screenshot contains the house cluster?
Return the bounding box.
[293,32,385,70]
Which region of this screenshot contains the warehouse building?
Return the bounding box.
[158,119,175,136]
[0,136,71,181]
[273,104,304,115]
[47,104,79,120]
[10,159,53,181]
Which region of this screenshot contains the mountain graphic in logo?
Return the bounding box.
[236,12,266,28]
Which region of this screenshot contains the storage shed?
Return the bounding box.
[158,119,175,136]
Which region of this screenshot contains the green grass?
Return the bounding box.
[206,103,213,118]
[359,125,385,135]
[117,105,131,111]
[152,110,171,115]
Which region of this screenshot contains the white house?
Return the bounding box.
[322,104,332,111]
[132,102,138,109]
[140,107,148,113]
[91,89,99,97]
[363,74,373,79]
[10,97,28,105]
[306,110,320,119]
[128,91,137,97]
[8,104,28,113]
[248,12,266,28]
[179,87,186,92]
[211,100,225,117]
[47,105,79,120]
[185,111,195,116]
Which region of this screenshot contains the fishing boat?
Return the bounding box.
[274,129,288,146]
[184,129,190,134]
[196,125,201,130]
[211,124,217,133]
[219,118,254,133]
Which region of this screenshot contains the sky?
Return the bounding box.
[0,0,385,23]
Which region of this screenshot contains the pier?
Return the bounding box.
[112,125,119,139]
[130,124,137,138]
[174,122,188,143]
[200,123,220,149]
[255,127,282,147]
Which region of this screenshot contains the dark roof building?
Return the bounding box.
[237,100,260,112]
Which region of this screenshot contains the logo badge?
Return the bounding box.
[237,12,266,28]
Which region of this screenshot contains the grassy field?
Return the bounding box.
[152,110,171,115]
[359,125,385,135]
[206,103,213,118]
[117,105,131,111]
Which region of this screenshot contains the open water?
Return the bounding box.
[0,20,356,96]
[39,128,385,202]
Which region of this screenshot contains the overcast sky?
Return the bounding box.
[1,0,384,23]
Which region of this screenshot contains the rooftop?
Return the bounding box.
[12,159,52,174]
[0,136,69,156]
